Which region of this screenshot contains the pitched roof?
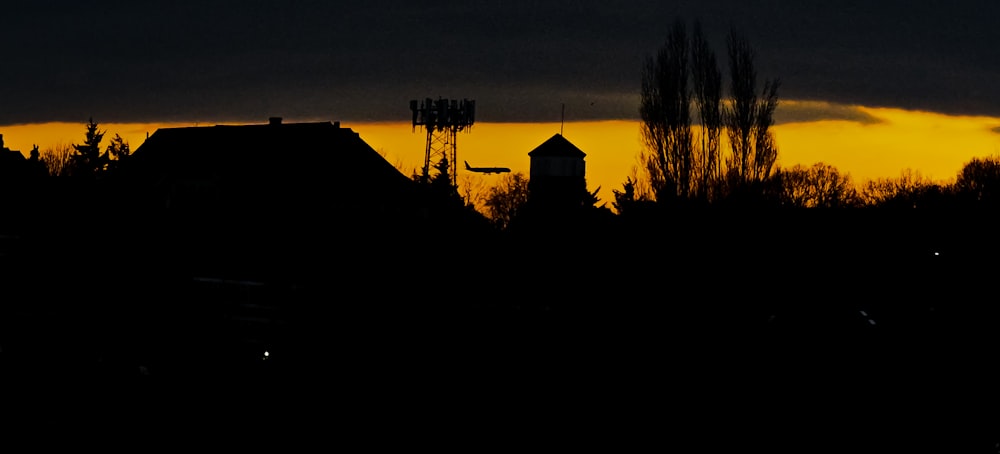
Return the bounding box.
[527,134,586,158]
[124,120,414,201]
[119,120,423,280]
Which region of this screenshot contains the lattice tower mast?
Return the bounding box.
[410,98,475,186]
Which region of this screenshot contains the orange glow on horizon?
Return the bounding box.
[774,106,1000,185]
[355,120,641,208]
[0,121,191,157]
[3,105,1000,210]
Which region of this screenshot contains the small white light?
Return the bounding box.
[868,319,876,325]
[264,351,269,357]
[860,310,868,317]
[934,252,940,256]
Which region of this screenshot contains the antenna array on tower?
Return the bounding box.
[409,97,476,185]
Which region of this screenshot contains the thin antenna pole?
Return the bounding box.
[560,103,565,135]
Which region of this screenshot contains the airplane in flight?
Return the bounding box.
[465,161,511,174]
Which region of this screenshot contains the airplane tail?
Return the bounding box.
[464,161,471,170]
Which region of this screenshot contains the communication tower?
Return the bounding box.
[410,97,475,185]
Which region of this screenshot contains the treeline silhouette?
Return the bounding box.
[3,67,999,453]
[1,123,993,447]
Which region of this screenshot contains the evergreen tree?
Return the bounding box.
[68,118,108,178]
[104,133,130,173]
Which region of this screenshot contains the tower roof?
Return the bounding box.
[528,134,586,158]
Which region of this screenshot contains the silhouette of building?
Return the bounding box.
[0,134,26,170]
[119,118,424,281]
[0,134,26,232]
[0,134,16,152]
[0,134,47,230]
[527,133,588,209]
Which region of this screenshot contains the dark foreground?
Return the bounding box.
[2,214,999,451]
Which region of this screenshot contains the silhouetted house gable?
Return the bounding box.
[0,133,45,190]
[121,119,421,279]
[0,134,26,171]
[527,133,588,209]
[0,134,27,231]
[128,119,414,206]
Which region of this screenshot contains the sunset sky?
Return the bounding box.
[3,1,1000,206]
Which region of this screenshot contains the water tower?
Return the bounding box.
[528,133,587,209]
[410,97,475,185]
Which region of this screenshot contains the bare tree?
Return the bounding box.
[459,173,488,211]
[724,29,780,186]
[859,169,941,208]
[954,155,1000,206]
[690,20,723,201]
[780,162,857,208]
[639,18,693,202]
[638,21,779,206]
[41,142,73,177]
[482,172,529,231]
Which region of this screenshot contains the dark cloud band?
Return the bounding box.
[2,1,998,126]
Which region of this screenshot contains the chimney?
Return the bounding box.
[269,117,282,126]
